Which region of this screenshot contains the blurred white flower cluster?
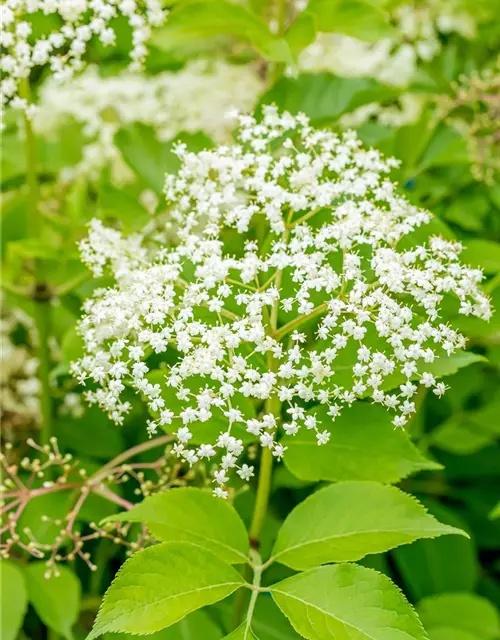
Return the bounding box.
[0,0,165,114]
[72,106,490,496]
[1,302,40,432]
[33,60,265,182]
[299,0,477,87]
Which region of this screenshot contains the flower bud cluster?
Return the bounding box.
[73,107,491,496]
[0,0,165,114]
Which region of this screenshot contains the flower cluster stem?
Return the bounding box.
[33,296,53,446]
[249,444,274,545]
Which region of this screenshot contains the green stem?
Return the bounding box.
[249,445,274,544]
[19,77,54,446]
[276,0,286,35]
[244,550,263,636]
[286,206,323,228]
[274,302,328,341]
[33,296,53,446]
[233,366,281,629]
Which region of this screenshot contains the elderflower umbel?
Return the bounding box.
[0,0,165,114]
[72,106,491,496]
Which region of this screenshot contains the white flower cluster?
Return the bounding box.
[79,219,148,278]
[1,302,40,430]
[72,106,491,497]
[33,60,265,182]
[299,0,477,87]
[0,0,165,114]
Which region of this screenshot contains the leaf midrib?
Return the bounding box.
[147,520,248,562]
[99,580,243,629]
[272,525,455,561]
[272,589,416,640]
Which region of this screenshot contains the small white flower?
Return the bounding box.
[316,430,330,445]
[420,372,436,387]
[213,487,228,499]
[176,427,192,444]
[272,444,287,460]
[433,382,449,397]
[237,464,254,481]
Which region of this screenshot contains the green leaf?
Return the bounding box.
[103,610,223,639]
[88,542,245,638]
[283,402,439,484]
[153,2,290,63]
[1,191,28,256]
[270,564,427,640]
[115,127,213,194]
[490,502,500,520]
[103,488,249,564]
[61,325,85,364]
[25,564,81,640]
[429,418,497,455]
[361,351,486,396]
[284,14,316,60]
[115,124,178,193]
[305,0,395,41]
[251,597,302,640]
[462,239,500,274]
[19,491,73,546]
[55,405,124,460]
[422,352,487,379]
[1,561,28,640]
[427,629,478,640]
[392,502,478,600]
[98,182,150,230]
[417,593,500,640]
[224,623,260,639]
[271,482,464,570]
[260,73,398,125]
[430,393,500,455]
[418,125,470,171]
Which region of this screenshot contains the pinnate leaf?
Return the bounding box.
[26,564,81,640]
[271,482,464,570]
[283,402,439,483]
[270,563,427,640]
[1,561,28,640]
[103,488,249,564]
[88,542,245,638]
